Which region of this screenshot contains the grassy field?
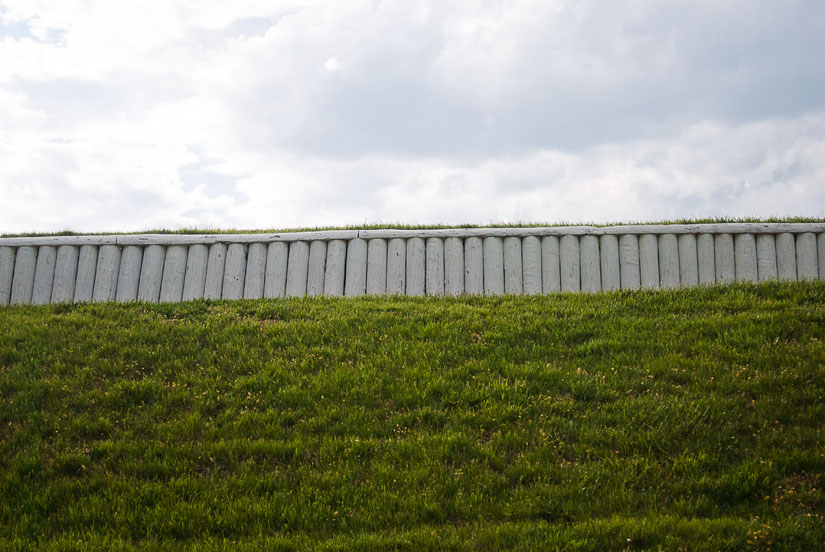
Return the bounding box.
[1,282,824,550]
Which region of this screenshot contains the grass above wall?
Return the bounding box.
[3,216,825,238]
[1,282,824,550]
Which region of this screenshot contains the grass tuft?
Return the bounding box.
[3,216,824,238]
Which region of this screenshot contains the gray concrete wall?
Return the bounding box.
[1,223,824,305]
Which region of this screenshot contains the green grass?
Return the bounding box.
[3,216,824,238]
[1,282,824,550]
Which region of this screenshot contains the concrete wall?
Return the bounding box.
[1,223,824,306]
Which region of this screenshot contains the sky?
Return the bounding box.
[1,0,824,233]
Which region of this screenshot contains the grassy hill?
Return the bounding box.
[1,282,824,550]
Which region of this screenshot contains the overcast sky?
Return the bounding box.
[2,1,824,233]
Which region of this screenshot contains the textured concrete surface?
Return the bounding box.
[600,235,620,292]
[307,241,327,297]
[559,235,580,293]
[116,245,143,302]
[243,243,267,300]
[32,246,57,305]
[160,245,188,303]
[52,245,79,303]
[618,234,640,290]
[323,240,346,297]
[182,244,208,301]
[735,234,758,283]
[92,245,121,303]
[444,237,465,296]
[406,238,425,297]
[1,225,822,305]
[222,244,247,300]
[286,241,309,298]
[344,238,367,297]
[503,237,523,295]
[138,245,165,302]
[483,237,504,296]
[386,238,406,295]
[425,238,444,297]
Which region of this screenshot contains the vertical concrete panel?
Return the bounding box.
[406,238,426,296]
[503,237,523,295]
[541,236,561,293]
[52,245,80,303]
[366,239,388,295]
[222,243,247,300]
[116,245,143,302]
[658,234,680,289]
[73,245,98,303]
[714,234,735,284]
[818,233,825,280]
[580,235,601,293]
[599,235,620,292]
[425,238,444,296]
[444,237,465,296]
[10,246,37,305]
[795,233,818,281]
[677,234,699,288]
[522,236,542,295]
[775,233,797,281]
[344,238,367,297]
[182,244,208,301]
[386,238,406,295]
[0,247,15,306]
[464,237,484,295]
[618,234,640,290]
[264,242,288,298]
[306,241,327,296]
[697,234,716,285]
[203,243,227,300]
[638,234,660,290]
[138,245,165,302]
[17,225,824,305]
[243,243,267,299]
[483,237,504,295]
[734,234,758,283]
[323,240,346,297]
[286,241,310,297]
[32,246,57,305]
[755,234,778,282]
[93,245,121,302]
[159,245,188,303]
[559,235,580,292]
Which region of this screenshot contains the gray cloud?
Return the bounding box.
[1,0,824,232]
[210,1,825,159]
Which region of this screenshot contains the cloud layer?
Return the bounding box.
[2,0,824,232]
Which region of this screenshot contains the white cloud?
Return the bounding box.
[323,57,341,72]
[1,0,824,232]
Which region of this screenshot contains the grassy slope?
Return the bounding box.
[3,216,825,238]
[1,283,824,550]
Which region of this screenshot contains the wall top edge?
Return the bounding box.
[1,223,824,247]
